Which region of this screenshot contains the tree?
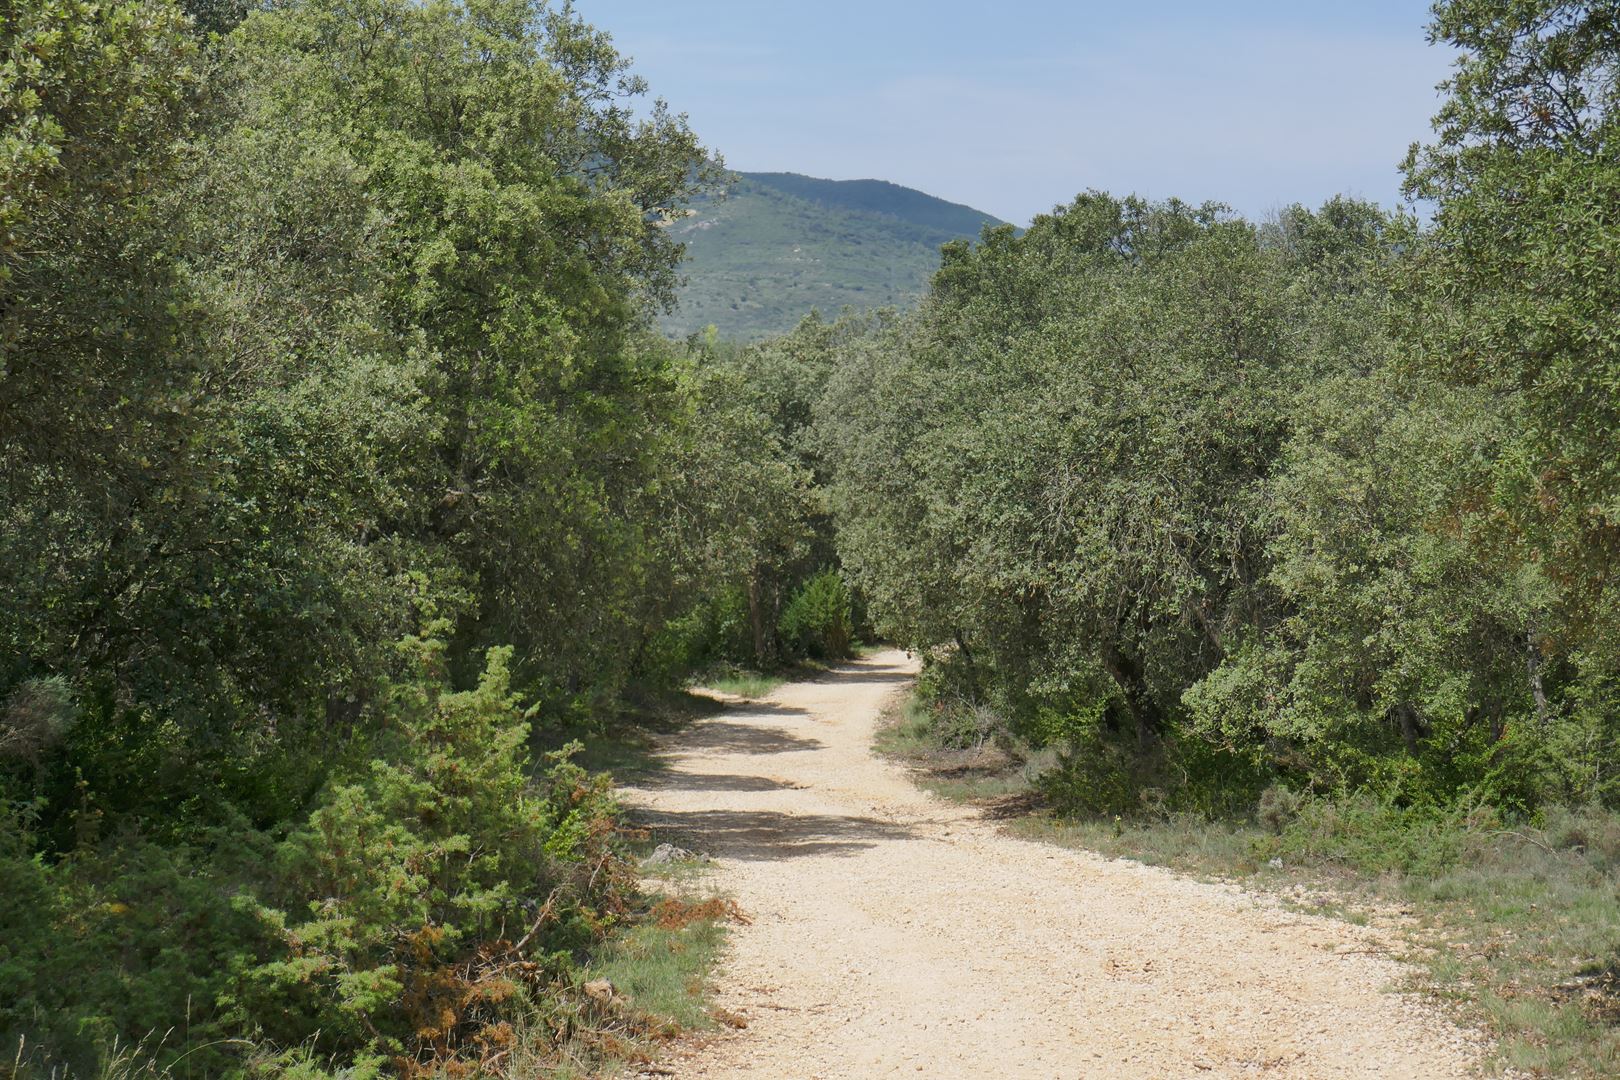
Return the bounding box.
[1,0,755,1071]
[1400,0,1620,647]
[820,195,1339,750]
[215,0,719,702]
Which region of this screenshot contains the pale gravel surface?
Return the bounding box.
[621,649,1486,1079]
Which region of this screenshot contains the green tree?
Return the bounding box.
[217,0,718,701]
[820,195,1341,749]
[1401,0,1620,647]
[1186,372,1552,804]
[0,0,757,1070]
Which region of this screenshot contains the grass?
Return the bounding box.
[531,887,738,1079]
[522,693,742,1077]
[703,671,788,700]
[875,691,1620,1079]
[698,647,880,701]
[6,1034,207,1080]
[511,901,736,1079]
[873,695,1032,804]
[584,899,731,1034]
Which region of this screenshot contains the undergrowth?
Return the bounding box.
[696,645,880,703]
[877,691,1620,1079]
[515,894,738,1079]
[2,652,737,1080]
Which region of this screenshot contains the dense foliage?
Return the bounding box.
[803,0,1620,819]
[9,0,1620,1073]
[0,0,805,1074]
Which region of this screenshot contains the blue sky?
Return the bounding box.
[568,1,1456,226]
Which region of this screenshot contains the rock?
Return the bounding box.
[1268,857,1285,869]
[642,842,701,867]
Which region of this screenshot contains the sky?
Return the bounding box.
[567,1,1457,226]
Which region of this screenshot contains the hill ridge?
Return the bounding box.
[663,170,1008,340]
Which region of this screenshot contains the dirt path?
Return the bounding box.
[622,650,1484,1079]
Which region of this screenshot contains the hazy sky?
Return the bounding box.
[568,1,1456,226]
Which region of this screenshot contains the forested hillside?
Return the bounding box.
[6,0,1620,1075]
[661,172,1008,340]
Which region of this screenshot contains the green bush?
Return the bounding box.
[1,632,635,1078]
[237,633,632,1074]
[641,586,754,682]
[777,570,854,660]
[1036,725,1274,820]
[0,810,267,1078]
[1271,793,1494,878]
[1256,784,1304,834]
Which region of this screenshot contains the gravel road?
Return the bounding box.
[621,649,1484,1079]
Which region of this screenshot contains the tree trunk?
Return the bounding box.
[1525,632,1552,732]
[747,572,770,667]
[1391,702,1427,753]
[1099,640,1161,750]
[953,628,982,702]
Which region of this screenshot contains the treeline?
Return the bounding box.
[0,0,834,1074]
[789,1,1620,817]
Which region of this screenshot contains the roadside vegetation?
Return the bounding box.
[839,4,1620,1075]
[7,0,1620,1075]
[0,0,837,1074]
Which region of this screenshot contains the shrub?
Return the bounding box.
[236,631,633,1074]
[1030,700,1274,821]
[927,700,1005,751]
[640,586,755,684]
[1273,793,1492,878]
[0,628,639,1078]
[778,570,854,660]
[1257,784,1303,834]
[0,808,266,1078]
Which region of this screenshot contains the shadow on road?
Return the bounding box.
[681,718,823,756]
[723,700,813,719]
[809,670,914,688]
[631,806,914,861]
[640,772,806,794]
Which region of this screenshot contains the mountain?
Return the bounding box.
[661,171,1010,341]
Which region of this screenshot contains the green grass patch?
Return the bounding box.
[700,649,878,701]
[874,696,1035,805]
[703,671,788,699]
[872,694,939,758]
[518,695,735,1076]
[875,691,1620,1079]
[584,900,730,1035]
